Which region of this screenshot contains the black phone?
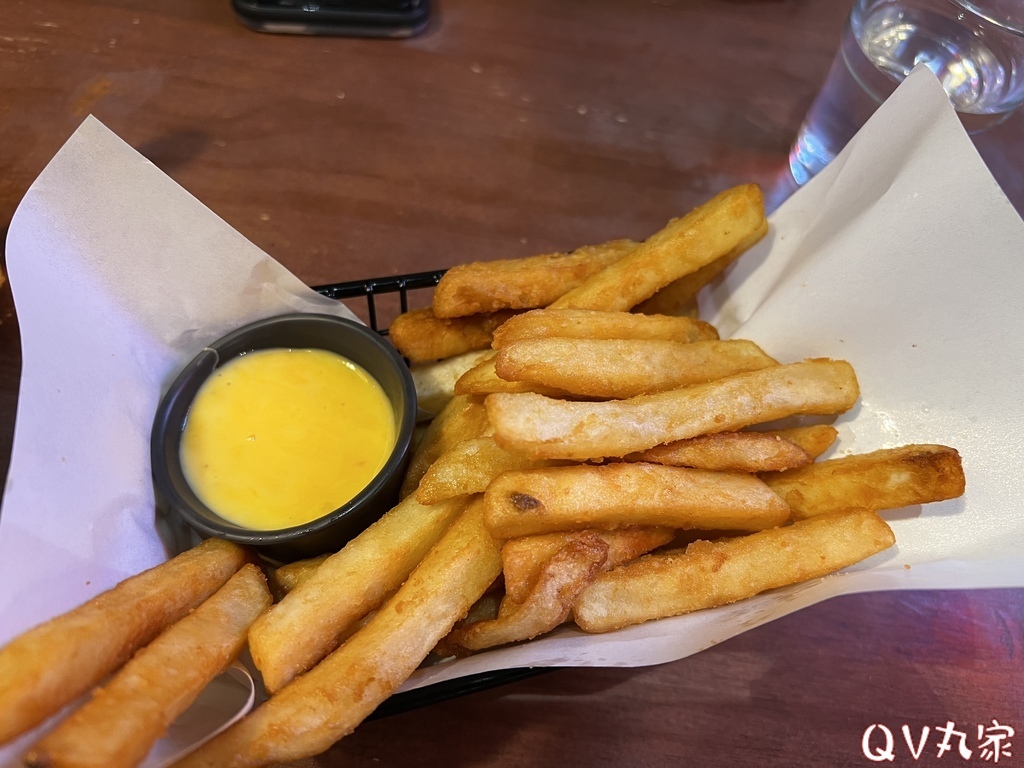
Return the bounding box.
[231,0,431,37]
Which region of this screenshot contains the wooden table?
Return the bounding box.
[1,2,1021,766]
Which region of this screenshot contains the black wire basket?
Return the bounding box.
[313,270,447,335]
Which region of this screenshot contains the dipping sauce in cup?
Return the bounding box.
[180,348,397,531]
[152,313,417,561]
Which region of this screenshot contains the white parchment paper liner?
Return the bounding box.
[1,67,1022,760]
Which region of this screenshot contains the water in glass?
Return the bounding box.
[790,0,1024,184]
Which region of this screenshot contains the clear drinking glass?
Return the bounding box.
[789,0,1024,185]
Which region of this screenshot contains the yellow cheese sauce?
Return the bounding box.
[180,348,396,530]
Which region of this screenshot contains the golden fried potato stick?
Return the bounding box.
[174,498,502,768]
[249,495,467,694]
[0,538,247,747]
[432,592,503,659]
[400,394,491,498]
[762,424,838,460]
[762,445,965,520]
[501,527,674,604]
[634,219,769,315]
[668,296,701,319]
[574,509,895,633]
[495,338,777,399]
[487,359,859,461]
[463,592,503,624]
[266,554,330,599]
[628,431,812,473]
[411,350,492,416]
[449,532,609,651]
[414,435,565,506]
[454,353,575,397]
[432,239,639,318]
[550,184,766,312]
[484,463,791,539]
[491,308,718,349]
[389,308,516,364]
[25,564,271,768]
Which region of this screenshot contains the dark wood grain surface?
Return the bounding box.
[1,2,1021,766]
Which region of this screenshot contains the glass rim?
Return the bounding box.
[948,0,1024,37]
[856,0,1024,37]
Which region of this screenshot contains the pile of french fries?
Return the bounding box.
[0,184,966,768]
[0,539,270,768]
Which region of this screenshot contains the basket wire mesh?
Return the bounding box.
[313,269,447,334]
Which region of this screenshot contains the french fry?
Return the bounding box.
[464,592,503,624]
[487,359,860,460]
[484,463,791,539]
[411,350,493,416]
[634,219,769,315]
[573,509,896,633]
[389,308,516,364]
[501,527,675,604]
[248,495,467,694]
[414,435,564,506]
[628,431,812,473]
[0,538,247,747]
[449,532,609,651]
[762,445,966,520]
[400,394,491,498]
[491,308,718,349]
[25,564,271,768]
[266,554,329,599]
[432,592,503,659]
[175,498,502,768]
[676,297,700,318]
[550,184,766,311]
[495,338,777,399]
[454,353,573,397]
[432,239,639,318]
[762,424,839,459]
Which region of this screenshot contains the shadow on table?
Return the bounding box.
[0,225,23,521]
